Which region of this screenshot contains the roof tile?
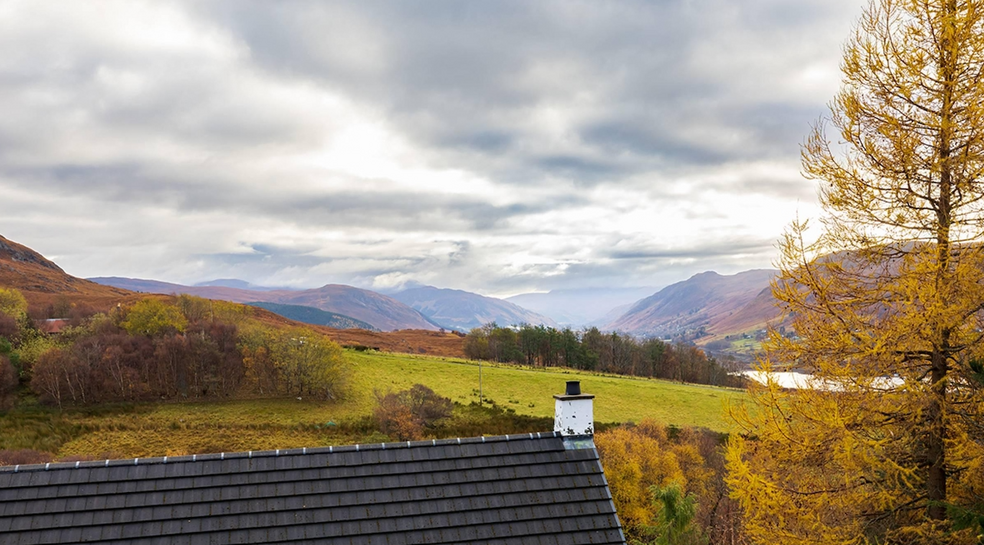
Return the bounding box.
[0,432,623,544]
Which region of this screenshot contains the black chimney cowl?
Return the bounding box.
[565,381,581,396]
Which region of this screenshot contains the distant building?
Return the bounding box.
[38,318,70,335]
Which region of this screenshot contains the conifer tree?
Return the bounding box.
[727,1,984,543]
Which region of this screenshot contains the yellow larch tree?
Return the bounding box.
[727,1,984,544]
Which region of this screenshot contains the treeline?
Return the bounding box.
[464,323,744,388]
[0,289,347,409]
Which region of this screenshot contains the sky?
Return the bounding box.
[0,0,866,297]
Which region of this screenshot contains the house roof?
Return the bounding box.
[0,431,625,545]
[39,319,70,335]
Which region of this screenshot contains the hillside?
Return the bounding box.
[0,234,465,359]
[275,285,440,331]
[607,269,781,342]
[90,277,439,332]
[0,235,131,310]
[247,302,378,331]
[391,286,556,331]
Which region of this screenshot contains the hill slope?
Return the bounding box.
[90,277,439,332]
[0,235,131,309]
[607,269,780,341]
[391,286,556,331]
[273,285,439,332]
[246,302,378,331]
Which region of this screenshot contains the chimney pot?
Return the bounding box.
[554,382,595,437]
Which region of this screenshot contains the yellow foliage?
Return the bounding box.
[728,1,984,543]
[237,323,346,400]
[0,288,27,320]
[595,421,714,541]
[121,299,188,337]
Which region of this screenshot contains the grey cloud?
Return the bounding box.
[193,0,859,191]
[0,0,867,294]
[1,160,589,235]
[605,239,776,261]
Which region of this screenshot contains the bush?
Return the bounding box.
[0,448,54,466]
[374,384,453,441]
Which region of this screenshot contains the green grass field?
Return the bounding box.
[1,350,746,459]
[345,351,744,429]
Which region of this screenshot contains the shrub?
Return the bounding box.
[0,449,54,466]
[374,384,453,441]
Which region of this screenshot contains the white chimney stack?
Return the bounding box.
[554,381,594,436]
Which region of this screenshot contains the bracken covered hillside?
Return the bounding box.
[0,235,131,311]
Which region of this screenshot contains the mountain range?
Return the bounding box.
[88,278,559,333]
[88,277,440,332]
[1,233,785,351]
[390,286,556,331]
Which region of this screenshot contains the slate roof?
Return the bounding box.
[0,431,625,545]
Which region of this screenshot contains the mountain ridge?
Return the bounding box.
[0,236,131,309]
[391,285,556,331]
[605,269,780,343]
[89,277,439,332]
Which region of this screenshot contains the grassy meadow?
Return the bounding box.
[345,351,744,429]
[1,349,745,460]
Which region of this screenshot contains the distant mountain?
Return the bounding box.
[0,236,130,309]
[506,287,659,327]
[90,278,440,332]
[606,270,780,341]
[391,286,556,331]
[273,285,440,332]
[246,302,378,331]
[89,277,196,294]
[195,279,290,292]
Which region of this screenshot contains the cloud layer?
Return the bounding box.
[0,0,864,296]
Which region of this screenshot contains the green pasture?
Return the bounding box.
[1,350,745,459]
[344,351,744,430]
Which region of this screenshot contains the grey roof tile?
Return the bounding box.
[0,432,623,544]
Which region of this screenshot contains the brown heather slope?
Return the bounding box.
[274,285,439,332]
[703,285,783,341]
[606,269,782,342]
[0,235,132,311]
[245,306,466,358]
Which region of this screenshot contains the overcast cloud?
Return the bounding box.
[0,0,864,296]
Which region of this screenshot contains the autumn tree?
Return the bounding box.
[728,1,984,543]
[374,384,453,441]
[595,421,726,543]
[0,288,27,322]
[121,299,187,337]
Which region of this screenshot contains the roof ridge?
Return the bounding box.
[0,430,564,474]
